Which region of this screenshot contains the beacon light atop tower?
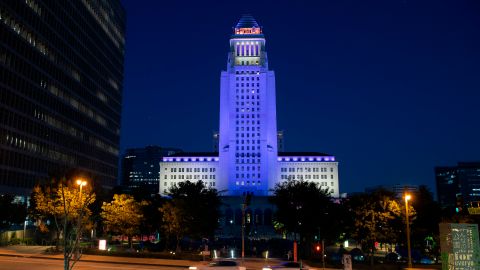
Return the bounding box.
[234,14,262,35]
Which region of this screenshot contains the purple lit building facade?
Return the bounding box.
[159,16,339,198]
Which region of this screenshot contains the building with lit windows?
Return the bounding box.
[436,162,480,213]
[122,146,181,193]
[0,0,125,195]
[159,15,340,199]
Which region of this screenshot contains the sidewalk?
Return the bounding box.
[0,246,339,269]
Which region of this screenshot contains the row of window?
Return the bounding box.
[235,152,260,157]
[167,167,216,173]
[236,83,260,87]
[236,114,260,119]
[280,174,335,180]
[236,166,261,171]
[236,76,260,81]
[236,180,261,186]
[34,109,118,155]
[236,89,259,94]
[162,181,216,187]
[236,139,259,144]
[280,167,335,173]
[236,159,261,164]
[165,174,216,180]
[235,43,260,57]
[235,70,259,75]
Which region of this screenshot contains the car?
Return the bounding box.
[262,261,313,270]
[384,252,403,263]
[419,255,436,264]
[189,260,246,270]
[349,248,365,262]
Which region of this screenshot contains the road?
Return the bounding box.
[0,256,187,270]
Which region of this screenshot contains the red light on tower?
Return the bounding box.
[315,244,321,252]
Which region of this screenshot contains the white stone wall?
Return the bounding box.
[276,157,339,198]
[159,158,219,195]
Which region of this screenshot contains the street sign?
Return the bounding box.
[439,223,480,270]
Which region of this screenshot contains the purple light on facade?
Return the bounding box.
[285,158,290,161]
[301,157,305,161]
[277,157,282,161]
[214,158,220,161]
[308,157,314,161]
[207,158,212,162]
[293,157,298,161]
[199,158,204,161]
[176,158,181,162]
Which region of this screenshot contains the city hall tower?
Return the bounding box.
[218,15,278,196]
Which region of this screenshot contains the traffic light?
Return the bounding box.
[315,243,321,252]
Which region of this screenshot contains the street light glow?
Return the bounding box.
[405,194,411,201]
[76,179,87,186]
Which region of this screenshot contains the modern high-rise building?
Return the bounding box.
[159,15,340,198]
[0,0,126,195]
[122,146,182,193]
[436,162,480,212]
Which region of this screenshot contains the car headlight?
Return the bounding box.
[262,267,272,270]
[189,267,198,270]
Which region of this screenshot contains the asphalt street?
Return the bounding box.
[0,256,187,270]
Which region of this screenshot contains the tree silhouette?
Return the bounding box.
[270,180,335,257]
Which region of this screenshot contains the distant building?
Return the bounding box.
[159,15,340,197]
[0,0,126,195]
[122,146,181,193]
[435,162,480,212]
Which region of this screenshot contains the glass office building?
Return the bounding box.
[0,0,126,195]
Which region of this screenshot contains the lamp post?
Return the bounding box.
[404,194,412,268]
[76,179,87,200]
[74,179,87,260]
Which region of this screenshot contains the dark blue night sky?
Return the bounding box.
[120,0,480,194]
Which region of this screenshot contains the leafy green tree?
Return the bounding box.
[167,180,222,240]
[159,200,186,252]
[0,194,27,231]
[270,180,336,256]
[347,189,414,265]
[101,194,147,248]
[158,181,221,252]
[31,178,95,270]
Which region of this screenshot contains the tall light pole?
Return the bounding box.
[405,194,412,268]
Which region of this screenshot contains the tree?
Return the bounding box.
[347,189,414,265]
[101,194,147,248]
[167,180,222,239]
[270,180,336,257]
[31,178,95,270]
[0,194,27,232]
[410,185,441,253]
[159,181,221,252]
[159,200,186,252]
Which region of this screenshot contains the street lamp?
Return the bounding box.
[76,179,87,200]
[404,193,412,268]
